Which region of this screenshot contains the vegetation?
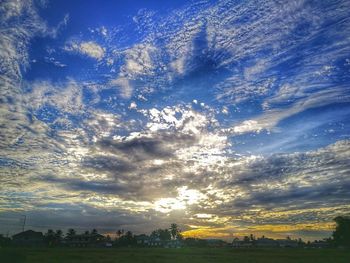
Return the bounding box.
[333,216,350,247]
[1,247,350,263]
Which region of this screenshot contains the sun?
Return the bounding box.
[154,186,206,213]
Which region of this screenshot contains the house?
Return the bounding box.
[206,239,227,247]
[12,230,44,246]
[164,239,182,248]
[135,234,150,246]
[276,239,299,248]
[309,240,330,248]
[64,233,106,247]
[255,237,279,248]
[148,237,162,247]
[232,238,253,248]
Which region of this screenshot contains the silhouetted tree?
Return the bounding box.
[55,230,63,245]
[0,234,11,247]
[170,223,180,240]
[91,229,98,235]
[44,229,55,246]
[66,228,76,240]
[117,230,136,246]
[332,216,350,247]
[116,229,123,239]
[153,229,171,241]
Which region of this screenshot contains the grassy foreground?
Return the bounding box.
[1,247,350,263]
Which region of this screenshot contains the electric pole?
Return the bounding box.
[21,215,26,232]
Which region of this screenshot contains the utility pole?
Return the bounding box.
[21,215,26,232]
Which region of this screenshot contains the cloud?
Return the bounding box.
[65,41,105,60]
[229,88,350,134]
[110,77,133,99]
[1,0,350,240]
[123,43,156,76]
[24,79,84,114]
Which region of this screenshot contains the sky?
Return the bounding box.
[0,0,350,241]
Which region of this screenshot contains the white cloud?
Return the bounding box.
[221,106,229,115]
[230,88,350,134]
[231,120,262,134]
[65,41,105,60]
[110,77,133,99]
[129,101,137,110]
[123,43,156,75]
[24,79,84,114]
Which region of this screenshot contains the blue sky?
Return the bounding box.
[1,0,350,240]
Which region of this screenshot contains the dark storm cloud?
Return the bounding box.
[82,155,136,174]
[37,175,128,195]
[96,132,197,161]
[98,137,172,160]
[232,181,350,209]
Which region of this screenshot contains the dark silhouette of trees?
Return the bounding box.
[151,229,171,241]
[44,229,63,246]
[66,228,76,241]
[170,223,180,240]
[332,216,350,247]
[115,230,136,246]
[44,229,55,246]
[0,234,11,247]
[55,230,63,244]
[243,236,250,242]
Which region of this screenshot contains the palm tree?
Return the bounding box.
[66,228,76,240]
[116,229,122,239]
[55,230,63,244]
[170,223,179,240]
[45,229,55,246]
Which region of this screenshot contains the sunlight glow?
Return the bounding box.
[154,186,206,213]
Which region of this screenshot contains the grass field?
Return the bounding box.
[1,247,350,263]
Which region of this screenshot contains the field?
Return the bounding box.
[1,247,350,263]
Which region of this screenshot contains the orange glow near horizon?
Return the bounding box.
[181,221,336,241]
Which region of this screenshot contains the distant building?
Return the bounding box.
[64,233,106,247]
[276,239,299,248]
[309,240,330,248]
[164,239,182,248]
[135,234,150,246]
[232,238,253,248]
[255,237,279,247]
[12,230,44,246]
[206,239,227,247]
[149,237,162,247]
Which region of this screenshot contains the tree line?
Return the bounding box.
[1,217,349,248]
